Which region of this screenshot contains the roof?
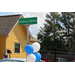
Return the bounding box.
[0,14,22,35]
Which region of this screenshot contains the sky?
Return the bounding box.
[0,12,48,38]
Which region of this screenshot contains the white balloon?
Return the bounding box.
[32,42,40,52]
[27,54,36,62]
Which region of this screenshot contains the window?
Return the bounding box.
[14,43,20,53]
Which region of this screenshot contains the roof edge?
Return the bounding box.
[0,14,23,17]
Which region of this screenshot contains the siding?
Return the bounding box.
[0,36,6,59]
[6,22,27,58]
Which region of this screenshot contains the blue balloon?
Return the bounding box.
[24,44,34,54]
[33,52,41,62]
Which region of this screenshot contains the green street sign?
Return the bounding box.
[19,17,37,25]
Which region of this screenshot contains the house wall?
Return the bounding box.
[0,36,6,59]
[6,22,27,58]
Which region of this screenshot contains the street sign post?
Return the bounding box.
[19,17,37,61]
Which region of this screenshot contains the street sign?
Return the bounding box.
[19,17,37,25]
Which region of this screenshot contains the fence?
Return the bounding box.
[40,48,75,62]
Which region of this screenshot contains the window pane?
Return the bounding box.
[15,44,20,48]
[15,44,18,48]
[15,43,20,53]
[15,48,19,53]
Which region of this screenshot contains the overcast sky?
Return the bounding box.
[0,12,48,38]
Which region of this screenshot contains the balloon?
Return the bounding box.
[24,44,34,54]
[33,52,41,62]
[32,42,40,52]
[27,54,36,62]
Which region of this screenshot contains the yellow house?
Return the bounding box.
[0,14,38,60]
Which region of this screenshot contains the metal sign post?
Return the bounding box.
[26,25,30,60]
[27,25,30,44]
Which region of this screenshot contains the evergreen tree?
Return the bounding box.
[61,12,75,52]
[37,12,66,52]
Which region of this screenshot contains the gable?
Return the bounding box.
[7,21,27,42]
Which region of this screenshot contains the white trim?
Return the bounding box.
[8,15,23,36]
[14,42,21,54]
